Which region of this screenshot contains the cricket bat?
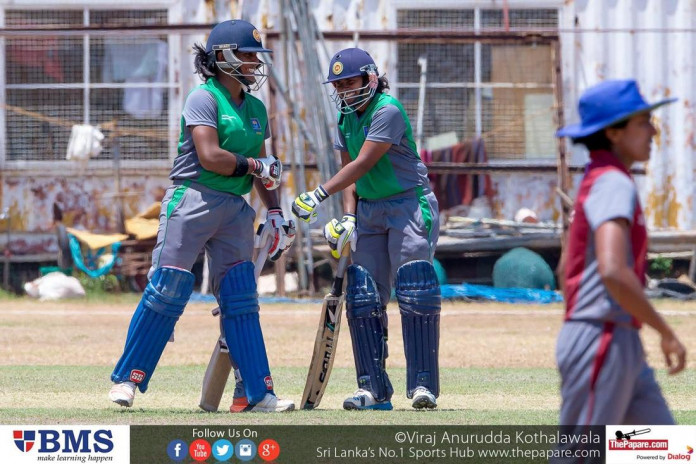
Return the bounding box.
[199,241,269,412]
[300,252,350,410]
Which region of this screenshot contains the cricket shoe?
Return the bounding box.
[343,389,393,411]
[230,393,295,413]
[411,387,437,410]
[109,381,136,408]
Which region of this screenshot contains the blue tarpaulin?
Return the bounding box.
[441,283,562,304]
[189,283,561,306]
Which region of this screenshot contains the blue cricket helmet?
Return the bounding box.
[205,19,271,91]
[324,48,378,84]
[206,19,271,54]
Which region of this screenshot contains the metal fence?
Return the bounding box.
[1,8,562,170]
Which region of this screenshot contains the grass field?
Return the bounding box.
[1,295,695,425]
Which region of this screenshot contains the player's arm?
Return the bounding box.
[322,141,390,195]
[338,151,358,214]
[191,125,253,176]
[595,219,686,374]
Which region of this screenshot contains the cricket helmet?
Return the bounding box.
[206,19,271,91]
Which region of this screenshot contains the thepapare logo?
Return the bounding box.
[264,376,274,390]
[11,429,114,453]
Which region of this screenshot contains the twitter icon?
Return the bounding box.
[212,439,234,461]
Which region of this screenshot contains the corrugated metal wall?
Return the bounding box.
[560,0,696,229]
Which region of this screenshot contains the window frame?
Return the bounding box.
[0,1,182,171]
[389,0,564,162]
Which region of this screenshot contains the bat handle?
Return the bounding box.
[331,254,350,296]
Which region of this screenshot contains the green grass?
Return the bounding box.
[1,366,693,425]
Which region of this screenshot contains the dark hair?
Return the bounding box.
[193,43,215,80]
[376,75,389,93]
[360,74,390,94]
[571,119,629,151]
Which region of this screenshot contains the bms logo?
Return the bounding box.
[13,430,35,452]
[11,429,114,453]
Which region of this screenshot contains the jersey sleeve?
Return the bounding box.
[366,104,407,145]
[334,124,347,151]
[584,170,637,230]
[182,89,218,129]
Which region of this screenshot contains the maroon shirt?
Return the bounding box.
[564,150,647,328]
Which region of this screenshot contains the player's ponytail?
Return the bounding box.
[193,43,216,80]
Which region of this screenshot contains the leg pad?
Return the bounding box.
[219,261,273,404]
[111,266,194,392]
[396,260,441,398]
[346,264,393,402]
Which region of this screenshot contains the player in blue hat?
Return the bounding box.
[108,19,295,412]
[556,79,686,428]
[292,48,441,410]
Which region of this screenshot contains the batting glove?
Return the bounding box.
[291,186,329,224]
[250,155,282,190]
[324,213,357,259]
[255,208,296,262]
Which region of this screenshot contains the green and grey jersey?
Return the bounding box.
[171,77,269,195]
[334,93,429,200]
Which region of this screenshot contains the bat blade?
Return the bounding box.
[301,254,350,410]
[199,336,231,412]
[300,294,345,410]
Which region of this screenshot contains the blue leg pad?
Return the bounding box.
[346,264,393,402]
[111,266,194,393]
[396,260,441,398]
[219,261,273,404]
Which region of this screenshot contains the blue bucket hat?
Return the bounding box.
[556,79,677,138]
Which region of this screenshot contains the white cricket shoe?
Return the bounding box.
[411,386,437,409]
[231,393,295,413]
[109,381,136,408]
[343,389,393,411]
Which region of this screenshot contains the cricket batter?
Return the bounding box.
[292,48,441,410]
[109,20,295,412]
[556,79,686,426]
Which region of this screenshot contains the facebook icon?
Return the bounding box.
[167,439,188,462]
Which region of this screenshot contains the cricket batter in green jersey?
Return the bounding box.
[292,48,441,410]
[109,20,294,413]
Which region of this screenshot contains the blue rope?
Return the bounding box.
[68,234,122,278]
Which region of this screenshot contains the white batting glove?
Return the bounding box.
[255,208,296,262]
[291,186,329,224]
[324,213,357,259]
[250,155,282,190]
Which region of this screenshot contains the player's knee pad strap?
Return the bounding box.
[219,261,272,404]
[111,266,194,392]
[396,260,441,398]
[346,264,393,402]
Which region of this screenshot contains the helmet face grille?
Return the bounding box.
[329,83,376,114]
[212,39,269,91]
